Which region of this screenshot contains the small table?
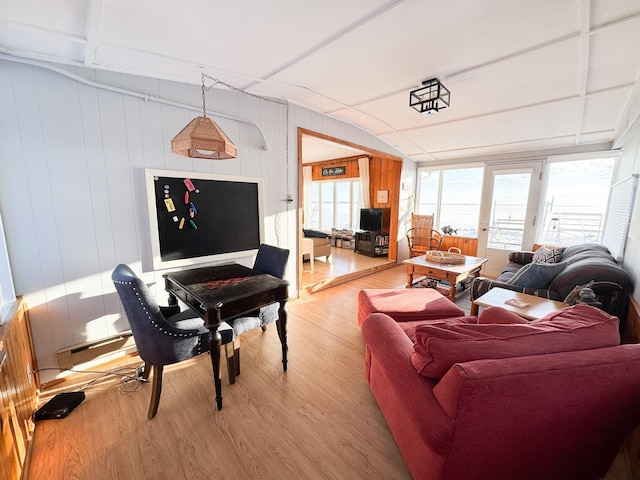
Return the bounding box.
[163,263,289,410]
[403,254,488,302]
[301,238,314,273]
[471,287,567,320]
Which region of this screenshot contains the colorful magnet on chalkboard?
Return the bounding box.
[164,198,176,212]
[189,202,197,214]
[179,217,185,229]
[195,189,200,194]
[184,191,189,204]
[189,219,197,229]
[183,178,195,191]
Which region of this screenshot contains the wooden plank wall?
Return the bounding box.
[0,298,38,480]
[310,158,360,180]
[369,157,402,260]
[621,297,640,479]
[440,236,479,256]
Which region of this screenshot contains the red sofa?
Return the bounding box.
[360,298,640,480]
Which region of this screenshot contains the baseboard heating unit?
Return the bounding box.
[56,331,136,370]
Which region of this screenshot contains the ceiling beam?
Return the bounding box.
[574,0,591,145]
[84,0,105,66]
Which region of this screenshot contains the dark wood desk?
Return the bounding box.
[163,263,289,410]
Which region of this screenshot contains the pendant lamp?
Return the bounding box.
[171,73,237,160]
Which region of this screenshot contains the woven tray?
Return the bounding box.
[425,250,466,265]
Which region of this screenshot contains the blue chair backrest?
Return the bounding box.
[111,264,203,366]
[253,244,289,279]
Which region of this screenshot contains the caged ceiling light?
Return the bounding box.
[171,73,238,160]
[409,78,450,115]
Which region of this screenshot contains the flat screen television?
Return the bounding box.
[359,208,386,232]
[145,169,264,270]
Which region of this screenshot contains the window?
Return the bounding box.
[417,167,484,236]
[415,157,616,248]
[539,158,615,246]
[308,179,360,231]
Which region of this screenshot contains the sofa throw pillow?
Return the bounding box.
[532,246,565,264]
[506,262,567,289]
[478,306,529,325]
[411,304,619,379]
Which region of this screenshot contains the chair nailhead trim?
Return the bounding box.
[114,279,194,338]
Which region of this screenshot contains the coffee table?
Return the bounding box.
[471,287,567,320]
[403,254,488,302]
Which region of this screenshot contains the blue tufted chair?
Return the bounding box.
[111,263,234,419]
[229,244,289,376]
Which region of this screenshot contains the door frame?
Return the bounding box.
[477,162,543,278]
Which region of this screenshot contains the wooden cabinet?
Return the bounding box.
[0,298,38,480]
[440,235,478,256]
[355,232,389,257]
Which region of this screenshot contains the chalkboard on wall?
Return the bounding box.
[145,169,263,270]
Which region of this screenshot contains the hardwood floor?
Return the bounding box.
[300,246,396,294]
[26,263,632,480]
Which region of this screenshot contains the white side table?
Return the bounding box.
[301,238,314,273]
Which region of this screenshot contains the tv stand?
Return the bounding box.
[355,231,389,257]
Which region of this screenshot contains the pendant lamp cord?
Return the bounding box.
[201,73,207,117]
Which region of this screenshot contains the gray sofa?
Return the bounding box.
[470,243,633,326]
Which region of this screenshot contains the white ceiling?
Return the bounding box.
[2,0,640,163]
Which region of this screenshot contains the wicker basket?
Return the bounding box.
[425,250,466,265]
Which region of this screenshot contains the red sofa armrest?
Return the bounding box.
[432,345,640,480]
[361,313,454,479]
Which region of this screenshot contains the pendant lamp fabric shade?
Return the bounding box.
[171,72,238,160]
[171,116,237,160]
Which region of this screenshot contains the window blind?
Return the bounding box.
[602,174,639,262]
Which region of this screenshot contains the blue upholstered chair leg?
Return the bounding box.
[148,365,163,420]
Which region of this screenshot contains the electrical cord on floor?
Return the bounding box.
[34,366,148,395]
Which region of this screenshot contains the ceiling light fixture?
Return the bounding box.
[409,78,450,115]
[171,73,238,160]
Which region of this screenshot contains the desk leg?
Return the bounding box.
[167,291,177,306]
[207,310,223,410]
[448,283,456,302]
[406,265,414,288]
[276,300,288,371]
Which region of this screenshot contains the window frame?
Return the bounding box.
[416,164,484,237]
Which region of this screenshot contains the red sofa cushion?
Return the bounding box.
[412,304,620,379]
[357,288,465,327]
[478,306,530,324]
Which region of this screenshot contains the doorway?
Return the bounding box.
[477,163,542,277]
[298,128,402,295]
